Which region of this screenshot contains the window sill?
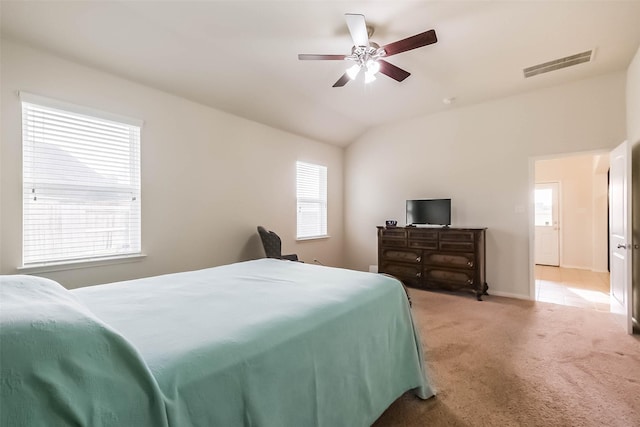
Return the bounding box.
[18,254,147,274]
[296,235,330,242]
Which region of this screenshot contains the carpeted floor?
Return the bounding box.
[374,289,640,427]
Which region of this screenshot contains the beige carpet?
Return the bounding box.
[374,289,640,427]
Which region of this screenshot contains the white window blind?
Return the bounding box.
[296,161,327,239]
[21,93,142,266]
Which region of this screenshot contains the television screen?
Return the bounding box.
[406,199,451,226]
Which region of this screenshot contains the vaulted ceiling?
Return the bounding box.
[2,1,640,146]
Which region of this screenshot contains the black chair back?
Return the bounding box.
[257,226,282,258]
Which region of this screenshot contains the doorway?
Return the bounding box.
[531,152,610,310]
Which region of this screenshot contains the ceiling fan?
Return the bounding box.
[298,13,437,87]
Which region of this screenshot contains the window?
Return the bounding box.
[534,188,553,226]
[21,93,142,266]
[296,161,327,239]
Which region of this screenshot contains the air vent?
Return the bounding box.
[523,50,593,78]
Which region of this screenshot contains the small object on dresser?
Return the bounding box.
[385,220,398,227]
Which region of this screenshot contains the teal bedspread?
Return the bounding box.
[0,275,168,427]
[1,259,433,426]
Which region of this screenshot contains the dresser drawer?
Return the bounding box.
[408,229,438,240]
[439,241,475,252]
[407,229,437,250]
[424,267,475,287]
[439,231,475,242]
[424,252,475,269]
[408,240,438,250]
[380,262,422,281]
[381,248,422,264]
[380,228,407,239]
[381,238,407,248]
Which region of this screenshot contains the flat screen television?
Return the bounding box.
[406,199,451,226]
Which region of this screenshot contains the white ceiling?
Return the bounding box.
[2,1,640,147]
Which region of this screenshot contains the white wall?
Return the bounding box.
[345,72,626,299]
[592,156,610,273]
[0,40,344,289]
[534,154,608,272]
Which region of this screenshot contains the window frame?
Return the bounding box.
[20,92,143,269]
[296,161,328,240]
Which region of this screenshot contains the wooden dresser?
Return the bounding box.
[377,226,488,300]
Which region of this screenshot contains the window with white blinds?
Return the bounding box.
[296,161,327,239]
[21,93,142,266]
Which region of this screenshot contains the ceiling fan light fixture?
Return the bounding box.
[366,59,380,75]
[298,13,437,87]
[346,64,361,80]
[364,69,377,84]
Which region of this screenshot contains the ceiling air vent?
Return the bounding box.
[523,50,593,78]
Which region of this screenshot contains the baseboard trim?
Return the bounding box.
[559,264,592,270]
[487,290,532,301]
[539,264,609,273]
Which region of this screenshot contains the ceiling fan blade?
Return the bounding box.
[345,13,369,47]
[332,73,351,88]
[298,54,347,60]
[377,60,411,82]
[381,29,437,57]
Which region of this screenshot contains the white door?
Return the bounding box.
[609,140,632,334]
[535,182,560,266]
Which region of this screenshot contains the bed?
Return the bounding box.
[1,259,434,426]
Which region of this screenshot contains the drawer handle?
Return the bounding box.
[416,272,422,278]
[416,256,422,263]
[467,279,473,285]
[467,261,474,267]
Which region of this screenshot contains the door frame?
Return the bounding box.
[528,149,610,300]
